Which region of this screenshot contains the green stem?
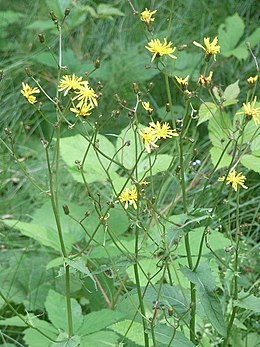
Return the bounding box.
[164,65,176,128]
[133,226,149,347]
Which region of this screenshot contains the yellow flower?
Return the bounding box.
[193,36,220,60]
[138,126,158,153]
[21,82,40,104]
[149,121,179,139]
[140,8,157,25]
[58,74,83,96]
[142,101,153,113]
[119,187,138,209]
[247,75,258,85]
[145,38,177,62]
[175,75,189,88]
[70,104,94,117]
[241,97,260,126]
[218,170,248,192]
[198,71,213,86]
[72,81,98,108]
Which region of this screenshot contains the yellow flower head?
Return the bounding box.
[247,75,258,85]
[218,170,248,192]
[142,101,153,113]
[149,121,179,139]
[119,186,138,209]
[138,126,158,153]
[145,38,177,62]
[198,71,213,86]
[193,36,220,61]
[72,81,98,108]
[70,104,94,117]
[175,75,189,88]
[58,74,83,96]
[242,97,260,126]
[21,82,40,104]
[140,8,157,25]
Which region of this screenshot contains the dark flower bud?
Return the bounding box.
[50,10,58,22]
[64,8,70,16]
[38,33,45,43]
[62,204,70,215]
[25,67,33,77]
[94,58,101,69]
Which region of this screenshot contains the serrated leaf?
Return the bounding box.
[235,292,260,313]
[81,331,119,347]
[247,27,260,47]
[45,290,83,333]
[154,324,195,346]
[65,258,96,287]
[46,257,64,270]
[241,154,260,173]
[77,309,124,336]
[218,13,245,54]
[50,333,81,347]
[181,263,226,336]
[208,111,232,148]
[198,102,217,125]
[223,80,240,106]
[23,319,58,347]
[108,320,150,346]
[210,147,233,169]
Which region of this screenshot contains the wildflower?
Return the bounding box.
[149,121,179,139]
[175,75,189,88]
[21,82,40,104]
[70,104,94,117]
[247,75,258,86]
[142,101,153,113]
[119,186,138,209]
[72,81,98,108]
[218,170,248,192]
[140,8,157,25]
[198,71,213,86]
[193,37,220,61]
[138,126,158,153]
[58,74,83,96]
[145,38,177,62]
[240,97,260,126]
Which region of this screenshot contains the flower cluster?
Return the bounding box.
[119,186,138,209]
[240,97,260,126]
[140,8,157,25]
[145,38,177,62]
[139,121,178,153]
[218,170,248,192]
[193,37,220,61]
[175,75,189,88]
[21,82,40,104]
[247,75,258,86]
[58,74,98,117]
[198,71,213,87]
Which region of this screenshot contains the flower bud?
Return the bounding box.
[38,33,45,43]
[64,8,70,17]
[94,58,101,69]
[25,67,33,77]
[50,10,58,22]
[62,204,70,215]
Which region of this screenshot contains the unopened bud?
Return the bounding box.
[50,10,58,22]
[0,70,3,81]
[94,58,100,69]
[4,128,12,136]
[165,103,170,112]
[132,82,139,94]
[25,67,33,77]
[168,307,174,316]
[114,94,121,102]
[62,204,70,215]
[38,33,45,43]
[64,8,70,17]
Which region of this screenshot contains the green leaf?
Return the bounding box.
[223,80,240,106]
[241,154,260,173]
[60,134,118,184]
[0,11,24,27]
[23,319,58,347]
[45,290,83,333]
[2,220,62,252]
[198,102,217,125]
[154,324,195,346]
[46,257,64,270]
[45,0,70,18]
[247,27,260,47]
[108,320,151,346]
[126,257,163,286]
[26,20,55,31]
[235,292,260,313]
[208,111,232,148]
[81,331,119,347]
[50,333,81,347]
[210,147,232,169]
[77,309,124,336]
[138,154,175,176]
[97,4,124,18]
[65,258,96,287]
[32,52,58,68]
[181,263,226,336]
[218,14,245,55]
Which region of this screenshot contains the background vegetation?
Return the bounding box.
[0,0,259,346]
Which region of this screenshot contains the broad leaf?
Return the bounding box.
[198,102,217,125]
[235,292,260,313]
[45,290,83,333]
[218,14,245,55]
[241,154,260,173]
[50,333,81,347]
[81,331,119,347]
[23,319,58,347]
[154,324,195,346]
[223,80,240,106]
